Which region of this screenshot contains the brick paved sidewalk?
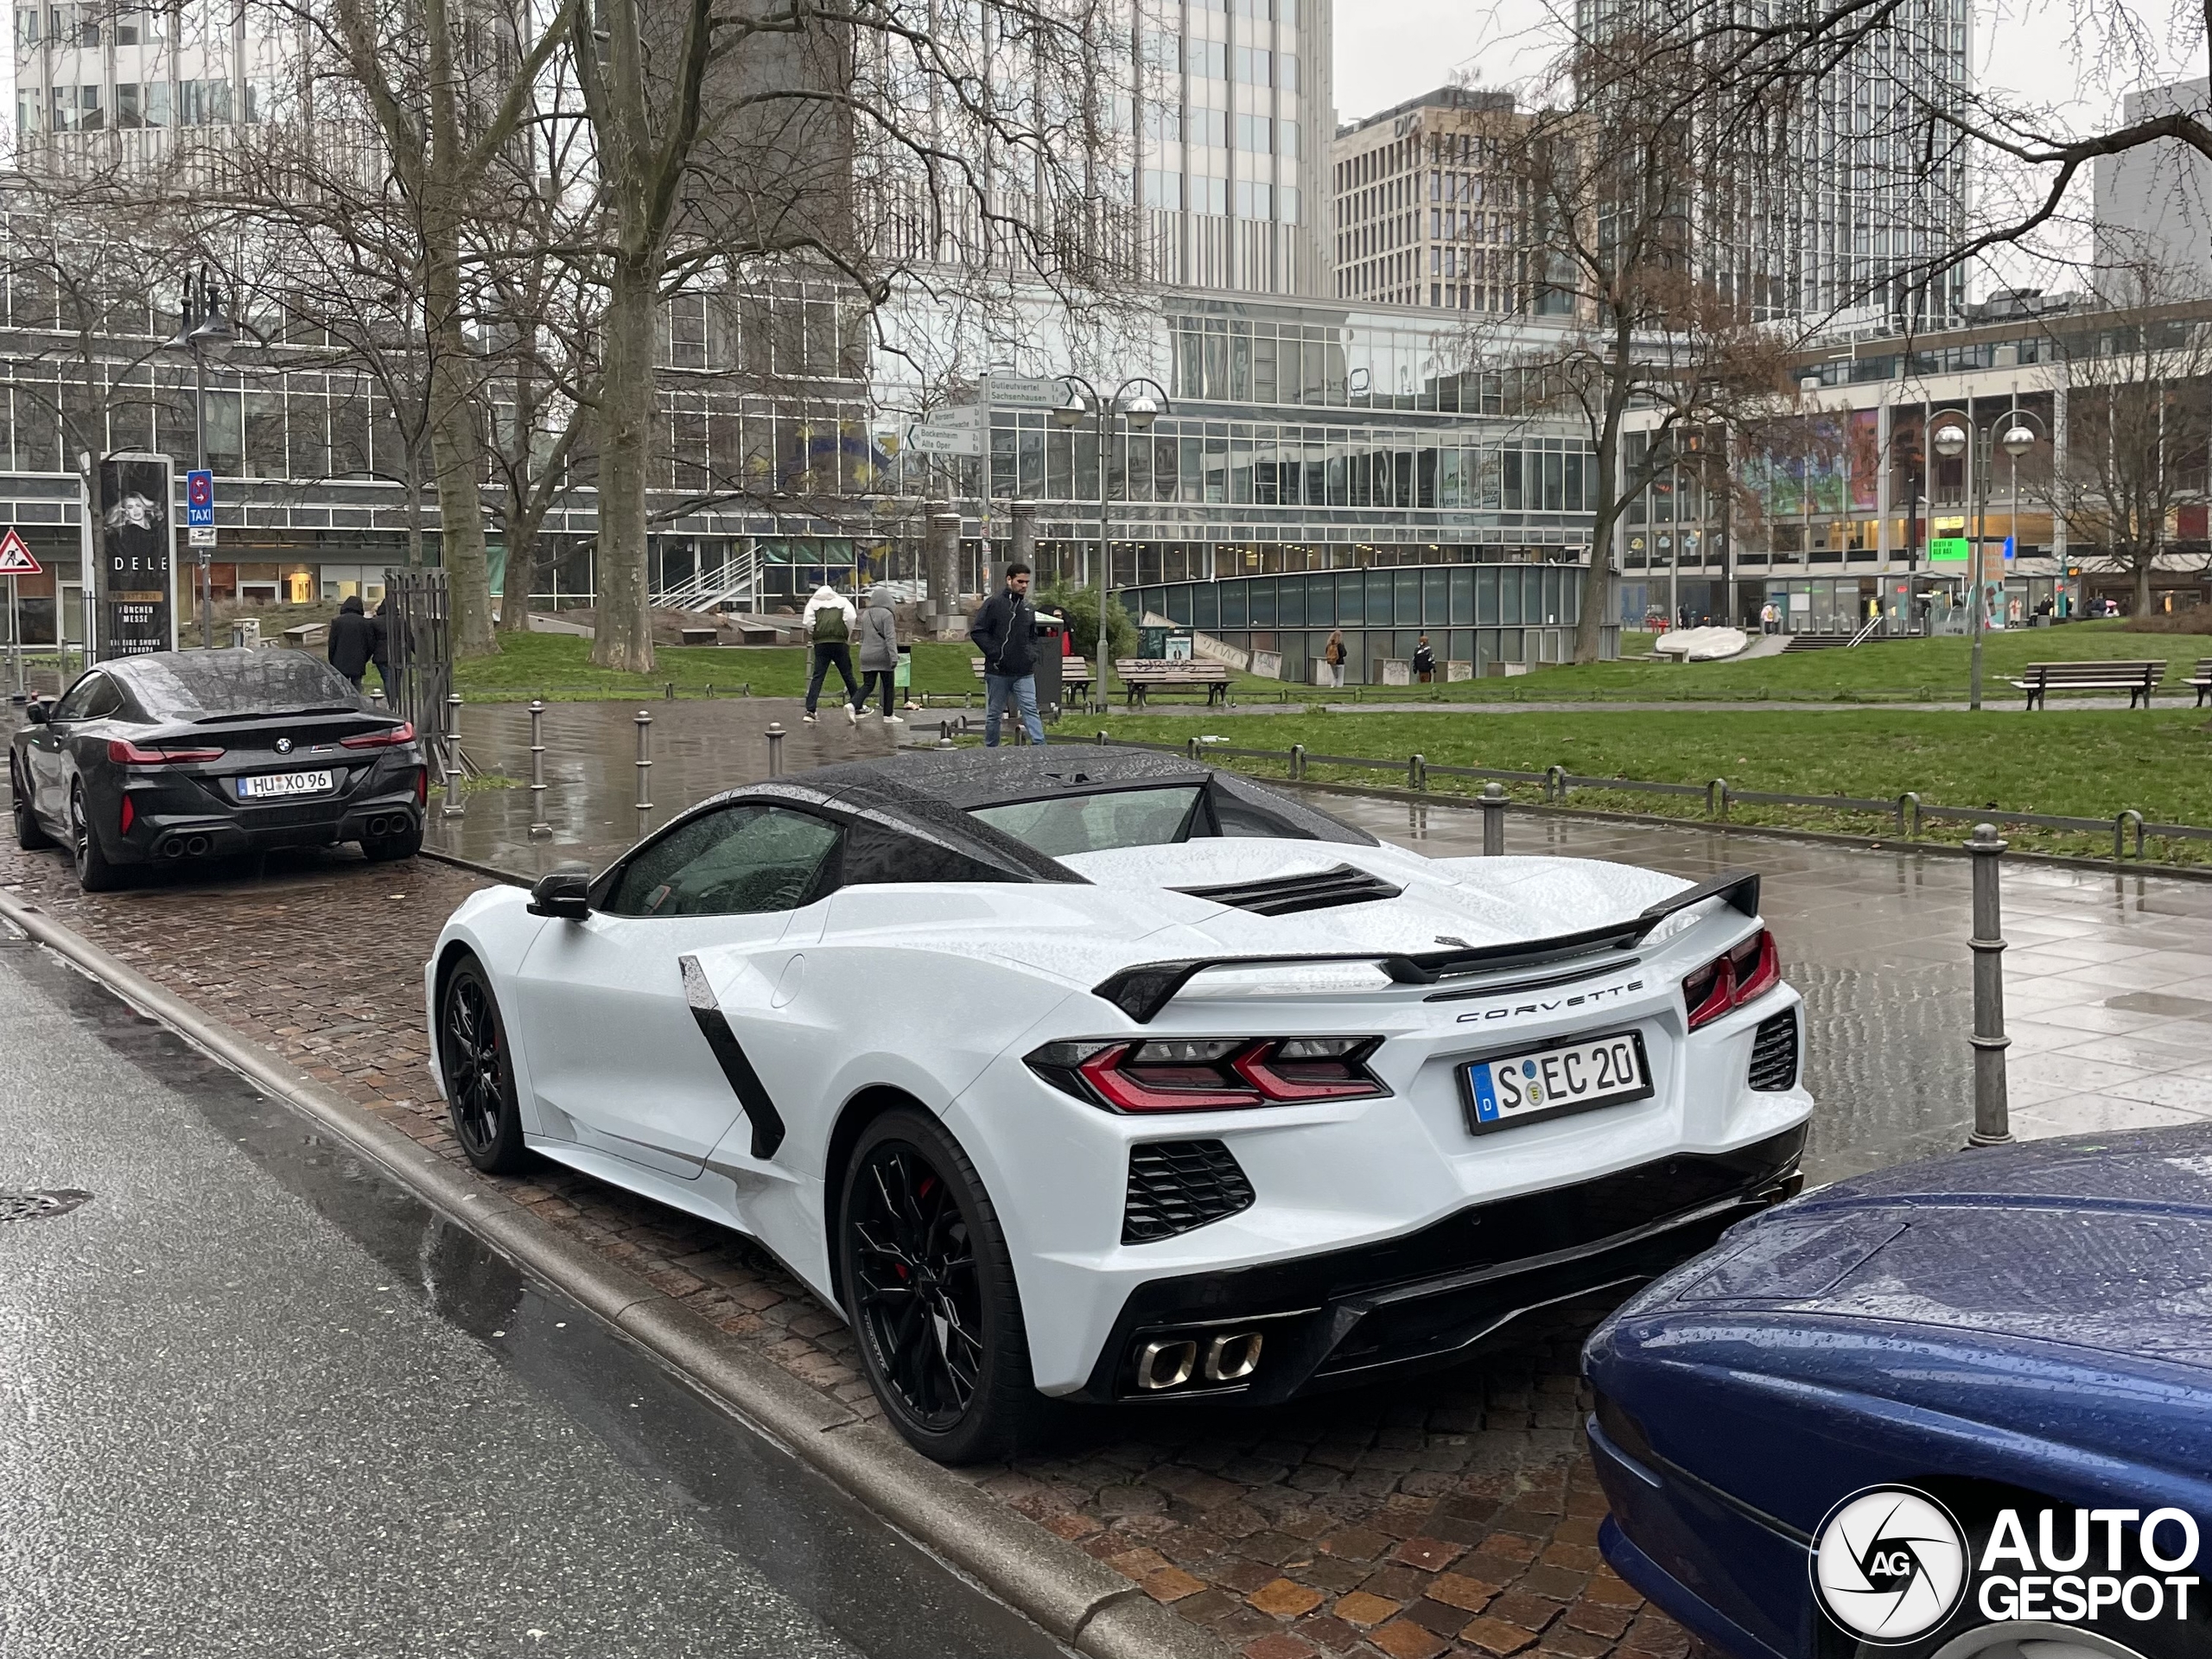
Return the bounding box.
[0,839,1684,1659]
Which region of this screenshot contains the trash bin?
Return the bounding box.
[232,617,261,650]
[1032,616,1065,720]
[893,643,913,707]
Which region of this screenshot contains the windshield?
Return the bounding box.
[970,785,1203,856]
[119,652,361,721]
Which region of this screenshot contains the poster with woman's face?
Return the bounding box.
[99,455,174,655]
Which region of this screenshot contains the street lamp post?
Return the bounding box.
[164,266,237,650]
[1931,410,2042,710]
[1055,375,1170,712]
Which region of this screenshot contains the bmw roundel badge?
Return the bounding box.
[275,737,294,754]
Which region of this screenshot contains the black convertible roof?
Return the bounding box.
[806,747,1376,844]
[629,746,1376,888]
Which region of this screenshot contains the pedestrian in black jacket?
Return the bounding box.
[967,563,1044,746]
[327,594,376,693]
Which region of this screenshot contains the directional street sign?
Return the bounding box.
[1928,537,1970,563]
[186,467,214,529]
[0,529,42,575]
[908,422,982,458]
[982,373,1070,410]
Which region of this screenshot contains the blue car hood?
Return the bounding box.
[1587,1127,2212,1529]
[1644,1124,2212,1369]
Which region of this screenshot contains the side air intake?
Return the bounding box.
[1122,1141,1256,1243]
[1175,863,1402,917]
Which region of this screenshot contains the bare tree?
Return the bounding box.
[1481,28,1799,663]
[2038,286,2212,614]
[251,0,581,658]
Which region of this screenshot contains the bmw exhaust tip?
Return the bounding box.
[186,836,210,857]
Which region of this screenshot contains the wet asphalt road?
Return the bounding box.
[0,930,1067,1659]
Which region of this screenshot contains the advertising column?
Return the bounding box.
[96,453,176,656]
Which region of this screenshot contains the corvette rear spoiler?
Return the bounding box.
[1092,870,1760,1023]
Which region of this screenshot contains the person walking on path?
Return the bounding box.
[855,587,903,722]
[801,584,860,724]
[969,562,1044,747]
[1413,633,1435,683]
[1759,601,1778,635]
[327,594,376,694]
[1324,628,1347,689]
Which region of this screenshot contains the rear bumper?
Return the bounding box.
[1068,1126,1805,1404]
[112,785,423,862]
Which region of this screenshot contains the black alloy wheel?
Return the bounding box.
[11,757,49,850]
[69,781,121,891]
[438,957,526,1173]
[839,1108,1048,1463]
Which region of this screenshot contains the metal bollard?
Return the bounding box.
[1897,791,1922,840]
[1480,782,1508,856]
[2115,810,2145,862]
[1967,823,2012,1147]
[441,692,465,818]
[1290,743,1306,781]
[766,721,785,778]
[1408,753,1427,791]
[665,682,676,702]
[1544,764,1567,804]
[936,728,955,751]
[527,699,550,839]
[1707,779,1729,821]
[634,709,652,815]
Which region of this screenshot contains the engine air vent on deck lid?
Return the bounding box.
[1174,862,1402,917]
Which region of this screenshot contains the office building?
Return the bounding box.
[1329,86,1530,313]
[2093,76,2212,296]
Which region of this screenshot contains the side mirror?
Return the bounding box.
[527,861,593,919]
[22,701,49,725]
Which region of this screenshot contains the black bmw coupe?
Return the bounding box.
[10,649,427,889]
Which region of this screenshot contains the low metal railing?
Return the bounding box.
[1043,729,2212,864]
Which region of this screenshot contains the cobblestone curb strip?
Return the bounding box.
[0,890,1230,1659]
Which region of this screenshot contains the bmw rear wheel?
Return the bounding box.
[438,956,526,1173]
[11,758,49,850]
[69,782,121,891]
[838,1108,1049,1463]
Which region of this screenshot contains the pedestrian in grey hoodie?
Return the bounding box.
[855,587,902,721]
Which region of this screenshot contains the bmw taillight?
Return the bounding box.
[341,721,414,749]
[1026,1037,1388,1113]
[1683,929,1781,1031]
[107,739,225,765]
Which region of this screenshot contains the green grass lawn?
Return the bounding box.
[1076,706,2212,862]
[448,620,2212,727]
[1317,620,2212,705]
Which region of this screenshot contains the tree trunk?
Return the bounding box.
[1574,452,1619,664]
[2135,556,2153,616]
[423,234,498,658]
[588,254,657,673]
[496,512,545,633]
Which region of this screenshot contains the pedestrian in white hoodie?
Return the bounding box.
[801,584,861,723]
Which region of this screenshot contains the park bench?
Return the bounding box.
[1116,658,1230,707]
[969,656,1095,690]
[2190,658,2212,708]
[2011,659,2165,710]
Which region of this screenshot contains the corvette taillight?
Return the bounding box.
[341,721,414,749]
[1027,1036,1388,1113]
[107,739,225,765]
[1684,929,1781,1030]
